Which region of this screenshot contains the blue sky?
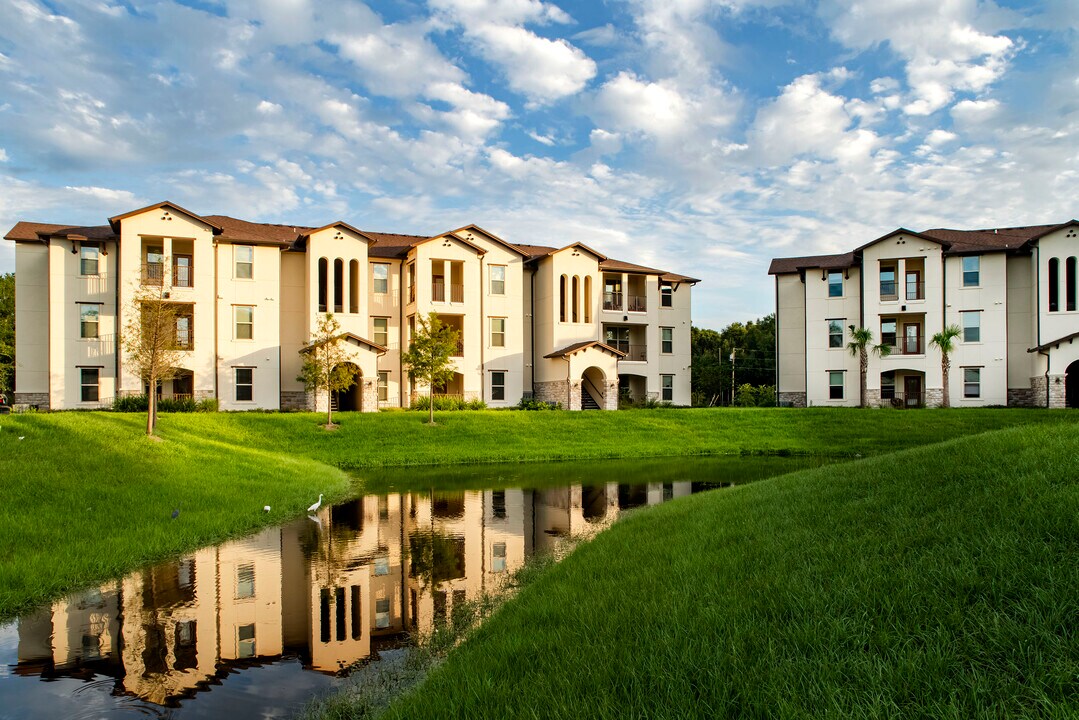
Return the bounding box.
[0,0,1076,329]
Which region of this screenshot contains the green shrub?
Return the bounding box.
[113,394,218,413]
[410,396,488,411]
[516,397,561,411]
[735,384,778,408]
[157,397,197,413]
[196,398,219,413]
[112,394,148,412]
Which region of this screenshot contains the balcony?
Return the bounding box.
[881,391,924,408]
[905,281,925,301]
[607,340,646,360]
[627,295,647,313]
[603,291,623,311]
[432,282,464,303]
[142,262,165,286]
[884,336,924,355]
[173,262,193,288]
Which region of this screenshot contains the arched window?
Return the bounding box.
[559,275,567,322]
[1067,257,1077,312]
[333,259,344,313]
[318,257,328,312]
[349,259,360,314]
[584,276,592,323]
[1049,257,1060,312]
[572,276,580,323]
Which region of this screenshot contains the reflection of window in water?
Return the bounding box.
[492,543,507,573]
[378,496,389,520]
[410,589,418,629]
[618,484,648,509]
[433,590,447,625]
[332,500,363,532]
[663,483,673,501]
[178,558,195,590]
[142,622,168,674]
[452,590,466,624]
[77,588,106,611]
[336,587,347,641]
[320,589,331,643]
[351,587,362,640]
[237,624,256,658]
[81,634,102,661]
[236,563,255,599]
[492,491,506,519]
[375,556,390,576]
[375,598,390,629]
[582,485,607,522]
[433,491,465,519]
[174,621,197,671]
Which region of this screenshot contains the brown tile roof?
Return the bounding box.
[4,221,116,242]
[543,340,626,359]
[768,252,857,275]
[206,215,311,247]
[108,201,223,233]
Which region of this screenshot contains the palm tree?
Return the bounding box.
[847,325,891,408]
[930,324,962,408]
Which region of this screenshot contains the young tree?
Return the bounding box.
[0,273,14,399]
[930,324,963,408]
[122,275,185,436]
[847,325,891,408]
[298,313,357,428]
[401,312,459,425]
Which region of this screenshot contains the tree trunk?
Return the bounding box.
[146,381,155,436]
[860,349,868,408]
[941,354,951,408]
[327,385,333,427]
[428,383,435,425]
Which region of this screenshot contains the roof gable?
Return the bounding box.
[446,224,527,256]
[854,228,945,253]
[543,340,626,359]
[414,233,487,256]
[301,222,376,244]
[549,242,607,262]
[108,201,222,234]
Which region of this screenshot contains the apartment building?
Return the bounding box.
[5,201,697,411]
[769,220,1079,408]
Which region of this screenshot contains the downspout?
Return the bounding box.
[773,276,779,406]
[801,270,808,406]
[1039,349,1050,407]
[399,258,405,408]
[479,253,485,402]
[1036,246,1045,406]
[113,238,121,398]
[530,266,536,397]
[565,355,572,409]
[213,239,219,402]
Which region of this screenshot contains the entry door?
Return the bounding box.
[904,375,922,407]
[903,323,921,354]
[906,270,922,300]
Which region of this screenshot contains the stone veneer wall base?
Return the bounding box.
[778,391,806,408]
[534,380,569,409]
[13,392,49,410]
[281,391,313,412]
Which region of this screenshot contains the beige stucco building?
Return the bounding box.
[6,201,697,411]
[770,221,1079,408]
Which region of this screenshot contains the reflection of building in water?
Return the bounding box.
[14,482,691,707]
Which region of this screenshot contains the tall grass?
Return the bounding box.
[380,422,1079,718]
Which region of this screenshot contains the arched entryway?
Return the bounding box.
[581,366,606,410]
[581,485,607,522]
[331,362,362,412]
[1067,360,1079,409]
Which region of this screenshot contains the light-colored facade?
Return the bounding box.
[6,201,697,412]
[770,221,1079,408]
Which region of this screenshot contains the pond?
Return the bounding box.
[0,455,828,719]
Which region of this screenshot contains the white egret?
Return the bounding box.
[307,494,323,513]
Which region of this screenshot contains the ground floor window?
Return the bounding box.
[963,368,981,398]
[237,624,256,658]
[376,598,391,629]
[377,371,389,402]
[80,368,100,402]
[881,371,895,400]
[491,371,506,401]
[235,368,253,402]
[493,542,507,573]
[829,371,844,400]
[661,374,673,401]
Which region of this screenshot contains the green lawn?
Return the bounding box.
[0,408,1073,622]
[382,421,1079,719]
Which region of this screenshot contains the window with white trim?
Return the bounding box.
[490,317,506,348]
[237,624,256,658]
[961,311,980,342]
[491,371,505,401]
[79,304,100,339]
[828,271,843,297]
[962,256,980,287]
[235,368,253,402]
[661,374,673,401]
[492,542,507,573]
[661,327,673,354]
[235,245,254,280]
[963,368,981,398]
[373,263,389,294]
[490,265,506,295]
[828,319,844,349]
[377,371,388,402]
[829,371,844,400]
[373,317,388,347]
[234,305,254,340]
[236,563,255,598]
[80,368,100,402]
[80,244,100,276]
[660,285,673,307]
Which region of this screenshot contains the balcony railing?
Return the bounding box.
[606,341,647,360]
[451,340,464,357]
[885,336,924,355]
[882,391,925,408]
[905,282,925,301]
[173,263,193,288]
[142,262,165,286]
[173,329,193,351]
[432,282,464,303]
[627,294,647,312]
[880,281,897,300]
[603,292,623,311]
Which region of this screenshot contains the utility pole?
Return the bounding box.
[730,348,736,405]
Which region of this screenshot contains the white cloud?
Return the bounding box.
[0,148,7,162]
[593,72,691,138]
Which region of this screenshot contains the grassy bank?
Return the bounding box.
[0,408,1073,621]
[380,422,1079,718]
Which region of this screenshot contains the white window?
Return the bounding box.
[829,371,844,400]
[375,371,388,402]
[492,543,507,573]
[80,368,100,402]
[375,598,390,629]
[962,256,980,287]
[491,371,505,401]
[490,265,506,295]
[79,304,100,339]
[373,263,389,294]
[661,327,673,354]
[375,556,390,576]
[235,245,253,279]
[661,374,673,401]
[961,311,980,342]
[964,368,981,398]
[80,244,100,276]
[234,305,254,340]
[490,317,506,348]
[828,319,844,348]
[235,368,253,402]
[373,317,388,347]
[660,285,673,307]
[237,624,256,658]
[236,563,255,598]
[828,271,843,297]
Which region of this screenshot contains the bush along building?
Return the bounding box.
[769,221,1079,408]
[5,201,697,411]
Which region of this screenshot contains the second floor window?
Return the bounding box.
[961,311,980,342]
[175,314,193,350]
[373,317,388,346]
[880,266,897,299]
[962,256,980,287]
[490,265,506,295]
[828,271,843,297]
[236,563,255,598]
[661,327,673,354]
[661,285,673,307]
[490,317,506,347]
[144,246,165,285]
[79,304,100,339]
[828,319,844,348]
[80,245,100,275]
[234,306,254,340]
[880,319,896,347]
[235,246,254,279]
[373,263,389,294]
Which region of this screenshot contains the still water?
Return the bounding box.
[0,455,826,719]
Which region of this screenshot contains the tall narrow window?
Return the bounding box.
[559,275,567,322]
[1067,257,1077,312]
[349,260,360,313]
[828,319,844,348]
[237,625,256,658]
[660,284,673,307]
[962,256,980,287]
[880,319,896,348]
[490,265,505,295]
[235,246,254,279]
[492,543,507,573]
[144,245,165,286]
[80,244,100,275]
[377,371,388,402]
[1049,257,1060,312]
[173,254,193,287]
[661,327,674,354]
[236,563,255,598]
[373,317,388,347]
[829,371,844,400]
[407,263,416,304]
[80,368,100,402]
[235,368,253,402]
[491,371,505,401]
[373,263,389,294]
[490,318,506,347]
[234,306,254,340]
[881,371,896,400]
[175,313,192,350]
[336,587,347,641]
[318,258,328,312]
[964,368,981,398]
[828,271,843,297]
[375,598,390,629]
[880,266,896,299]
[351,586,362,640]
[584,276,592,322]
[572,276,580,322]
[79,304,100,339]
[961,311,980,342]
[333,259,344,313]
[661,374,674,401]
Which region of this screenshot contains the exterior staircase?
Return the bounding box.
[581,388,601,410]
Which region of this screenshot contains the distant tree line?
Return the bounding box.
[0,273,13,398]
[691,313,775,406]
